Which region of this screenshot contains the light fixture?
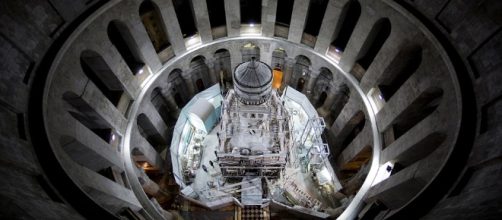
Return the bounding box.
[137,68,144,75]
[250,23,255,27]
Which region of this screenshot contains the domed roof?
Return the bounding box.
[234,59,272,88]
[232,59,273,105]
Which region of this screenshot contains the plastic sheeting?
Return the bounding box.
[170,84,223,186]
[282,86,318,118]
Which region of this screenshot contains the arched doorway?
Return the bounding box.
[297,78,305,91]
[196,78,205,91]
[316,91,328,108]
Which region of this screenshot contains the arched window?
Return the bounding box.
[207,0,227,38]
[274,0,294,38]
[214,49,232,84]
[196,79,205,91]
[382,87,443,148]
[172,0,197,38]
[356,18,392,70]
[342,111,366,149]
[313,67,333,107]
[139,0,170,53]
[63,91,114,143]
[80,50,126,108]
[293,55,311,92]
[168,69,188,107]
[107,20,145,75]
[271,48,287,70]
[190,56,211,91]
[137,114,167,153]
[60,135,119,175]
[302,0,329,46]
[240,0,262,24]
[329,84,350,124]
[297,78,306,91]
[316,92,328,108]
[331,0,361,52]
[378,45,423,101]
[150,87,173,125]
[241,43,260,62]
[275,0,294,27]
[174,93,183,107]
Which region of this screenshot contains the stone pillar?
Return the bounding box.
[96,42,140,98]
[282,57,295,89]
[164,93,181,118]
[339,12,375,72]
[317,88,338,117]
[205,58,218,85]
[155,0,186,55]
[224,0,240,37]
[305,70,320,99]
[230,45,243,70]
[191,0,213,43]
[314,0,347,54]
[288,0,310,43]
[261,0,278,37]
[182,71,195,96]
[260,43,273,66]
[127,18,162,72]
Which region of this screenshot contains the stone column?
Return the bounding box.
[191,0,213,43]
[281,57,295,90]
[154,0,186,55]
[305,69,320,99]
[127,18,162,72]
[182,71,195,96]
[160,86,181,117]
[317,87,338,117]
[288,0,310,43]
[314,0,347,54]
[224,0,240,37]
[205,58,218,85]
[261,0,278,37]
[230,45,243,70]
[165,94,181,118]
[339,12,375,72]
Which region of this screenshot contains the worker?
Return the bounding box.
[209,160,214,168]
[202,164,208,173]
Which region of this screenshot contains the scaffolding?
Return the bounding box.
[293,117,330,172]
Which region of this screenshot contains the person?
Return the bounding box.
[209,160,214,168]
[202,164,208,173]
